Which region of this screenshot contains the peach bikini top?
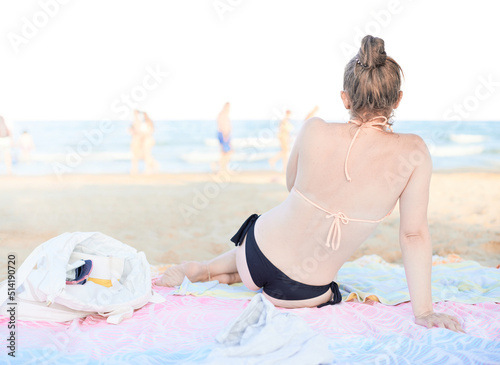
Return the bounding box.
[294,116,394,251]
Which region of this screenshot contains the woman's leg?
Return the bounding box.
[144,138,156,174]
[220,150,232,171]
[268,151,281,168]
[130,143,140,175]
[131,156,139,175]
[207,248,241,283]
[156,248,241,286]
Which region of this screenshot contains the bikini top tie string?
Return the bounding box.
[325,212,349,250]
[344,116,393,182]
[293,188,359,250]
[293,188,389,251]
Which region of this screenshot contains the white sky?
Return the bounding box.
[1,0,499,122]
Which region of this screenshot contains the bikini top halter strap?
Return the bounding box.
[345,115,393,182]
[294,115,394,251]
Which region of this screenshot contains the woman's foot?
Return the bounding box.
[156,261,209,287]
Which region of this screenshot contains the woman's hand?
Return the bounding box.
[415,311,465,333]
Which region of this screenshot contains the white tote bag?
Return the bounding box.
[0,232,165,324]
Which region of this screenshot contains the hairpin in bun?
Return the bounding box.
[355,58,368,68]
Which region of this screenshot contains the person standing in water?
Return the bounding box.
[215,102,232,171]
[129,110,158,174]
[304,105,319,121]
[268,110,292,171]
[0,116,13,175]
[19,130,35,163]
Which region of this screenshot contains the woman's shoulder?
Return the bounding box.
[394,132,428,148]
[303,116,325,126]
[392,132,431,164]
[302,117,345,131]
[300,119,351,142]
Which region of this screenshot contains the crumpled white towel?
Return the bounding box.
[205,293,334,365]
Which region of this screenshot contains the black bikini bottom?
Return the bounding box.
[231,214,342,308]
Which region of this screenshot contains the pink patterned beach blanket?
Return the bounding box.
[1,256,499,364]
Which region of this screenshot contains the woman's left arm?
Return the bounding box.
[398,136,465,333]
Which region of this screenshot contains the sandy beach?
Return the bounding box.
[0,171,499,280]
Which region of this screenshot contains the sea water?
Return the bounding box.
[2,120,499,175]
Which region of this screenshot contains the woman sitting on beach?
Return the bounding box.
[158,35,464,332]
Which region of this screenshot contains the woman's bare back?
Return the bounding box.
[252,118,427,304]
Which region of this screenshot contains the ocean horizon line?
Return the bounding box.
[1,119,498,175]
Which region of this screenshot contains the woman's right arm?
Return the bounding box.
[286,117,321,191]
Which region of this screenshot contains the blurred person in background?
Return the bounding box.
[129,110,158,174]
[0,116,13,175]
[215,102,233,171]
[19,130,35,163]
[304,105,319,121]
[269,110,292,172]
